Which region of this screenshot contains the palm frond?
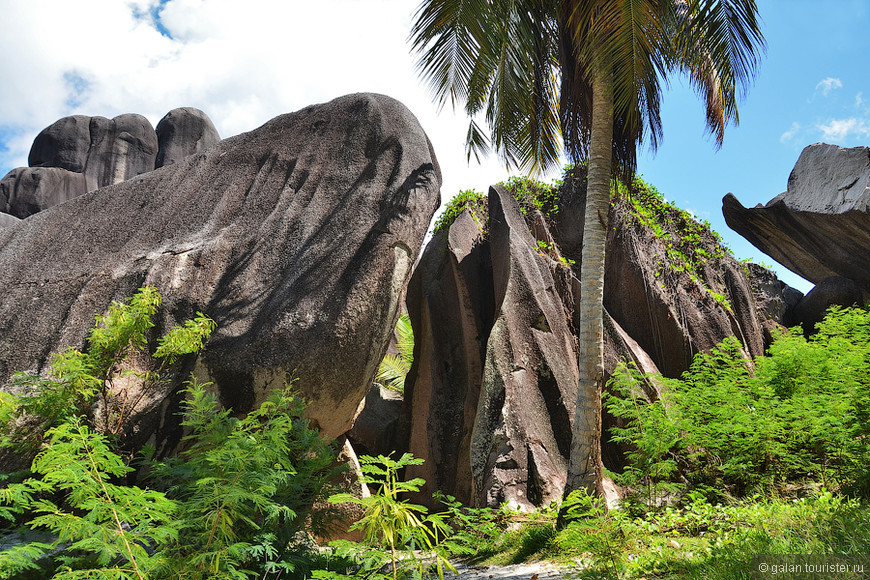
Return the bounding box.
[410,0,493,111]
[412,0,563,174]
[395,313,415,366]
[377,355,410,394]
[674,0,765,145]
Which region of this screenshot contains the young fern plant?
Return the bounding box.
[0,418,178,579]
[0,286,340,579]
[151,378,340,580]
[326,453,454,580]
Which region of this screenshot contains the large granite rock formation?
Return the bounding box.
[0,213,19,230]
[1,108,220,218]
[723,143,870,297]
[29,113,159,192]
[155,107,221,168]
[0,93,440,456]
[399,209,494,506]
[400,169,794,509]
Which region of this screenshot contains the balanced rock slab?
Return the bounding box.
[723,143,870,295]
[2,108,220,218]
[0,93,440,453]
[156,107,221,168]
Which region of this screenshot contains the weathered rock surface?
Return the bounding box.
[348,384,404,457]
[0,93,440,456]
[0,213,19,230]
[155,107,221,168]
[1,108,220,218]
[400,209,494,506]
[400,169,793,509]
[469,185,580,510]
[606,197,767,379]
[723,143,870,296]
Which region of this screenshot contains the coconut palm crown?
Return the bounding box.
[410,0,765,498]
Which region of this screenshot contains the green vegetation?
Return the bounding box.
[3,286,870,580]
[375,314,414,394]
[318,453,454,580]
[485,489,870,579]
[431,189,486,234]
[500,175,562,217]
[407,306,870,578]
[3,286,215,452]
[0,287,338,579]
[615,175,734,308]
[607,306,870,502]
[431,168,569,235]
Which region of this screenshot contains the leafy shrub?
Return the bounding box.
[149,380,340,579]
[432,491,504,562]
[605,306,870,499]
[431,165,574,236]
[500,176,561,217]
[4,286,215,452]
[431,189,487,234]
[613,175,733,308]
[0,417,178,579]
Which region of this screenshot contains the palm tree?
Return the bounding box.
[410,0,764,498]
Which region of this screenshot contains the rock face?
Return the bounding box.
[348,384,404,457]
[469,185,580,509]
[400,170,794,509]
[1,108,220,218]
[0,213,19,230]
[723,143,870,296]
[0,93,440,456]
[156,107,221,168]
[399,209,494,506]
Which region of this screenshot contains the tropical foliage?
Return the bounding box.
[317,453,455,580]
[3,286,215,454]
[375,314,415,394]
[606,306,870,502]
[0,288,339,579]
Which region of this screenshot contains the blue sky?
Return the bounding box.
[636,0,870,292]
[1,0,868,293]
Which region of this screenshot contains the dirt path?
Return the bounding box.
[444,561,574,579]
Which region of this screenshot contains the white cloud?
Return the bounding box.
[817,118,870,142]
[816,77,843,97]
[779,122,801,143]
[856,92,865,108]
[0,0,533,208]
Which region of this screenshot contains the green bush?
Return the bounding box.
[605,306,870,500]
[431,189,487,234]
[4,286,215,452]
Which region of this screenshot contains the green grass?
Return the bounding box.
[462,491,870,579]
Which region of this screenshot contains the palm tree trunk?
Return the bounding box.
[565,69,612,499]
